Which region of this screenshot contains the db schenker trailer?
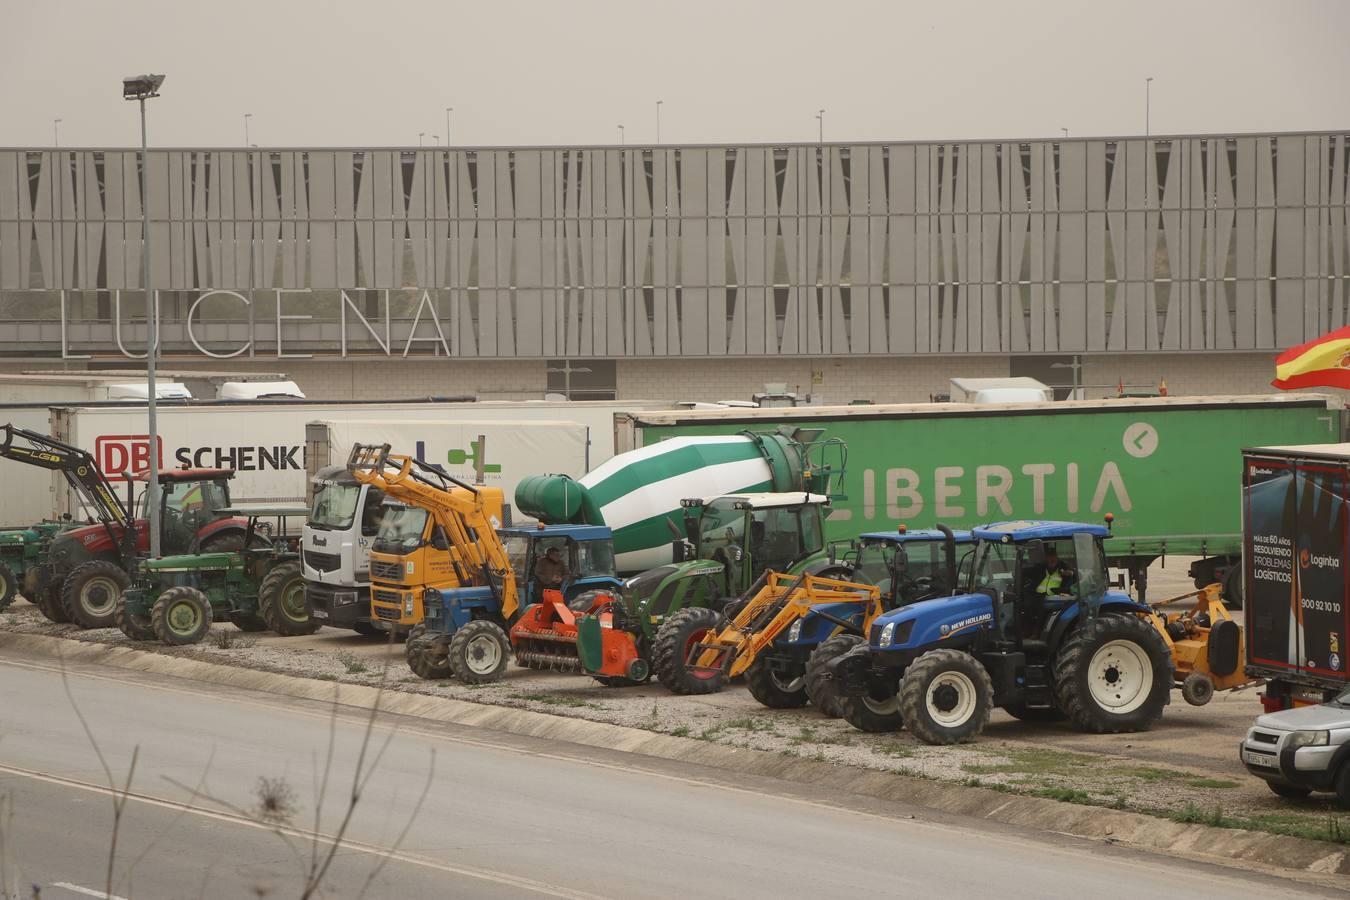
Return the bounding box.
[617,394,1344,604]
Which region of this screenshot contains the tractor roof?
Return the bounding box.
[974,520,1111,541]
[131,468,235,482]
[860,529,975,544]
[499,523,613,541]
[219,504,311,519]
[707,492,830,509]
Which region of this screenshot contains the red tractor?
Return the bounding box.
[1,425,252,628]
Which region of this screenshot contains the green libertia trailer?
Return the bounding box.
[617,394,1343,604]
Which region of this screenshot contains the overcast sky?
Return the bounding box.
[4,0,1348,148]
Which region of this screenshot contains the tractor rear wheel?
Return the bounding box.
[899,649,994,745]
[114,599,156,641]
[36,579,70,624]
[0,563,17,611]
[1054,613,1172,734]
[805,634,863,718]
[405,624,452,680]
[62,560,129,629]
[151,586,213,645]
[258,562,320,636]
[838,685,904,733]
[228,611,269,632]
[447,620,510,684]
[746,658,809,709]
[652,607,726,695]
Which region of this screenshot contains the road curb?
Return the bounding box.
[7,630,1346,880]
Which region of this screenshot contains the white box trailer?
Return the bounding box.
[0,399,668,523]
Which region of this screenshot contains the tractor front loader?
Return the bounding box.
[653,571,882,707]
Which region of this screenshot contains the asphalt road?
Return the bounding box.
[0,651,1339,900]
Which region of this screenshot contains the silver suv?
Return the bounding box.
[1240,686,1350,804]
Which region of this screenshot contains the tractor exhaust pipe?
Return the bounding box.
[935,523,958,595]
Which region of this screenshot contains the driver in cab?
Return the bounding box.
[1034,544,1075,599]
[535,545,570,591]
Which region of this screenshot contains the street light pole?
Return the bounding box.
[816,109,825,143]
[244,113,252,146]
[655,100,663,143]
[53,118,62,147]
[617,124,625,145]
[433,134,440,146]
[419,132,425,147]
[1060,127,1068,139]
[445,107,453,146]
[123,73,165,557]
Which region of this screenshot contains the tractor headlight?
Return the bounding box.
[787,620,803,642]
[880,622,896,645]
[1287,730,1329,749]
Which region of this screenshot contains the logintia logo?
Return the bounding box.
[1300,549,1341,569]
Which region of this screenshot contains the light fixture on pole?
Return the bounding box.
[617,124,625,145]
[433,134,440,146]
[445,107,453,146]
[655,100,663,143]
[53,118,62,148]
[1060,127,1068,138]
[123,72,166,558]
[1145,76,1153,139]
[816,109,825,144]
[419,132,425,147]
[1145,76,1154,218]
[1050,356,1083,400]
[244,112,252,146]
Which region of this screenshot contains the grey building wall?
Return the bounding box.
[2,132,1348,360]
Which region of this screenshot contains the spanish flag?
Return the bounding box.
[1272,326,1350,391]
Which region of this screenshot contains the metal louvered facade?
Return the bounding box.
[1,132,1348,361]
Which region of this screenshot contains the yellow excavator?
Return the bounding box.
[347,444,519,683]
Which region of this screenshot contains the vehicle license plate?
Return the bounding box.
[1243,750,1277,768]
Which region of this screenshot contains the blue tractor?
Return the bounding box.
[829,520,1174,744]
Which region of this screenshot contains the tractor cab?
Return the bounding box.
[499,523,621,608]
[680,492,830,597]
[134,469,238,554]
[842,527,977,608]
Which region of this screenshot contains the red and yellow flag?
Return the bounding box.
[1272,326,1350,390]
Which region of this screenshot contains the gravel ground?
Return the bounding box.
[5,556,1346,845]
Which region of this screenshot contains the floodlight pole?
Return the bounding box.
[138,93,161,557]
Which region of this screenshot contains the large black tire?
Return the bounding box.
[114,599,156,641]
[838,685,904,733]
[1221,564,1244,611]
[36,579,70,624]
[745,658,809,709]
[447,620,510,684]
[258,562,320,636]
[1053,613,1173,735]
[151,586,213,645]
[899,649,995,745]
[405,624,452,680]
[352,621,382,638]
[652,607,726,695]
[1267,781,1312,800]
[0,562,17,611]
[805,634,864,718]
[61,560,130,629]
[228,610,269,632]
[1336,761,1350,808]
[200,533,246,553]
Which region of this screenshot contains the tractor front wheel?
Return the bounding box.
[447,620,511,684]
[151,586,213,645]
[61,560,129,629]
[838,683,904,733]
[899,649,994,745]
[745,658,809,709]
[405,624,452,680]
[0,563,17,611]
[652,607,726,695]
[805,634,864,718]
[258,562,319,636]
[35,579,70,624]
[1054,613,1173,734]
[114,599,156,641]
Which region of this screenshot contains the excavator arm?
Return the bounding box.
[347,443,522,619]
[0,424,132,532]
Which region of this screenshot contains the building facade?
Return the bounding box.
[1,132,1347,401]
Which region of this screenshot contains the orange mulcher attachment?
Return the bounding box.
[1148,583,1255,705]
[510,589,647,681]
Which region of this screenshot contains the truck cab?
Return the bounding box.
[499,524,621,608]
[302,466,386,635]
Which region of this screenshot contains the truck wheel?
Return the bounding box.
[1054,613,1173,734]
[805,634,863,718]
[1267,781,1312,800]
[652,607,726,695]
[839,686,904,733]
[745,658,809,709]
[406,624,452,680]
[151,586,213,645]
[114,599,156,641]
[0,563,16,611]
[61,560,130,629]
[1336,761,1350,808]
[899,649,994,745]
[36,579,70,624]
[258,562,320,636]
[1221,565,1244,611]
[447,620,510,684]
[228,611,269,632]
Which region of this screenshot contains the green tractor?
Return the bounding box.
[117,505,317,645]
[0,521,69,611]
